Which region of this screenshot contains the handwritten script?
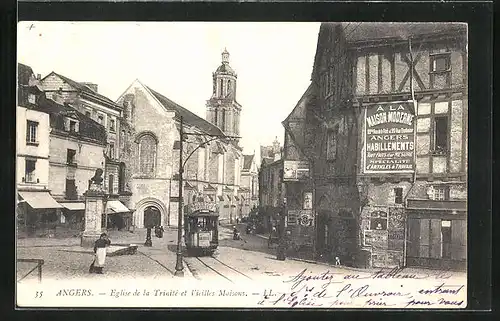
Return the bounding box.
[257,267,465,308]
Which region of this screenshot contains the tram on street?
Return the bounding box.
[184,202,219,256]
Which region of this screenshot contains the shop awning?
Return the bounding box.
[18,191,62,209]
[106,200,130,214]
[61,202,85,211]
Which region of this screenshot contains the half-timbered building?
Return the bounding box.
[283,23,467,269]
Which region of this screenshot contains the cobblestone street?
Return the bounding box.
[16,226,237,282]
[18,224,466,286]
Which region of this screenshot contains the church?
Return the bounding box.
[116,50,245,228]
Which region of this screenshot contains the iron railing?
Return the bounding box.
[17,259,44,283]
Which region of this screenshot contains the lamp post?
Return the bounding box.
[173,116,240,277]
[174,117,185,277]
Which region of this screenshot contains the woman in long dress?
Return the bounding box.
[89,233,111,274]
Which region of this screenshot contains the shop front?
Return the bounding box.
[17,191,63,237]
[104,199,133,231]
[60,201,85,232]
[405,198,467,270]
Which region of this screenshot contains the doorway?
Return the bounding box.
[144,206,161,228]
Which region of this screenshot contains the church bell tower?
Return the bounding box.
[206,49,242,141]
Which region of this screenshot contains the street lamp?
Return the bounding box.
[173,116,240,277]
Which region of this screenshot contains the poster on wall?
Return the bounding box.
[283,160,310,181]
[303,192,312,210]
[364,101,416,174]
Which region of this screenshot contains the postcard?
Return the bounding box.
[16,21,467,309]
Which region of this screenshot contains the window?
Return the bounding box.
[109,143,115,159]
[108,174,114,194]
[214,109,218,126]
[326,127,338,161]
[109,119,115,132]
[97,114,104,125]
[430,54,450,72]
[26,120,38,144]
[441,220,452,259]
[221,110,226,131]
[394,187,403,204]
[28,94,36,104]
[69,120,77,133]
[85,110,91,117]
[67,149,76,165]
[433,116,448,154]
[25,159,36,183]
[138,134,157,176]
[119,163,126,193]
[65,179,77,200]
[433,186,449,201]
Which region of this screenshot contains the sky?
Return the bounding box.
[17,22,320,159]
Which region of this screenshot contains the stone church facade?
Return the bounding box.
[116,50,243,228]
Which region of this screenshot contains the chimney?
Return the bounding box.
[36,74,41,80]
[82,82,98,93]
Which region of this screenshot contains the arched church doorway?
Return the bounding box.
[144,206,161,228]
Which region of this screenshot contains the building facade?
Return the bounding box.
[39,73,127,202]
[258,158,284,232]
[282,23,467,269]
[116,75,242,228]
[43,95,109,230]
[16,63,62,236]
[240,154,259,215]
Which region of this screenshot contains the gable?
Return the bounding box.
[116,80,173,119]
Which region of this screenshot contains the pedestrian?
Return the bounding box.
[89,233,111,274]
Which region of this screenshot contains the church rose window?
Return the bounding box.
[138,134,157,177]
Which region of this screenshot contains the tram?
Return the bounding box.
[183,202,219,256]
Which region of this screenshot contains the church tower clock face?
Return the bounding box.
[206,48,241,142]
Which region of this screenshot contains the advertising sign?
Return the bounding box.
[364,101,416,173]
[287,209,313,226]
[283,160,310,181]
[363,229,388,248]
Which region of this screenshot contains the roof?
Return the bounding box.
[242,154,254,171]
[216,64,236,75]
[44,72,120,109]
[283,83,314,124]
[338,22,467,43]
[312,22,466,79]
[38,96,107,145]
[18,63,35,86]
[146,86,226,137]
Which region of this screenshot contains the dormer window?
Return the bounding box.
[64,117,79,133]
[69,120,77,133]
